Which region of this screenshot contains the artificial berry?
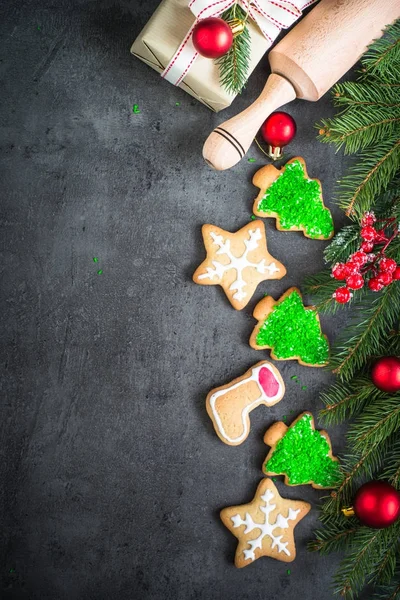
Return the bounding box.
[377,271,393,286]
[361,226,377,242]
[333,287,352,303]
[393,267,400,281]
[361,241,374,253]
[368,277,384,292]
[346,273,364,290]
[332,263,348,280]
[379,257,397,273]
[361,212,376,227]
[351,251,368,266]
[345,261,360,275]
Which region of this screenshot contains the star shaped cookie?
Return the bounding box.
[193,221,286,310]
[220,478,310,568]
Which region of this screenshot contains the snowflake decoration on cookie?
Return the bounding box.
[220,478,310,568]
[231,488,300,560]
[193,221,286,311]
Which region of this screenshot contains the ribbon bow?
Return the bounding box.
[162,0,317,87]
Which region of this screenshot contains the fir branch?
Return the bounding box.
[329,284,400,381]
[303,269,343,314]
[332,82,400,109]
[309,517,359,554]
[319,377,380,426]
[362,20,400,81]
[323,225,361,264]
[347,397,400,451]
[380,436,400,489]
[217,5,250,94]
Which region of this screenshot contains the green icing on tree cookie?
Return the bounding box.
[265,413,342,487]
[257,160,334,239]
[256,290,329,365]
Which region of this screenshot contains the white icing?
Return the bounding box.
[209,364,283,444]
[198,229,279,302]
[232,488,300,561]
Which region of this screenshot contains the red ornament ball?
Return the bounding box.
[261,112,297,148]
[333,286,352,303]
[354,481,400,528]
[192,17,233,59]
[361,226,377,242]
[371,356,400,393]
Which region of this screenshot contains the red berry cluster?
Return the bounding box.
[332,212,400,304]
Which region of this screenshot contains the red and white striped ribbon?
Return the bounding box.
[161,0,317,87]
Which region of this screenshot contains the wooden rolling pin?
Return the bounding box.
[203,0,400,170]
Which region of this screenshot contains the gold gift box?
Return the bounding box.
[131,0,270,112]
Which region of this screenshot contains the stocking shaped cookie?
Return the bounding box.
[263,412,342,489]
[206,361,285,446]
[252,157,334,240]
[250,287,329,367]
[193,221,286,310]
[221,478,310,568]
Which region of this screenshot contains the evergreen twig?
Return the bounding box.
[217,5,251,94]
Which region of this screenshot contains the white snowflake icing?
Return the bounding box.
[231,488,300,561]
[198,229,280,302]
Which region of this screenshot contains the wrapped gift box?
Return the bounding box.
[131,0,271,112]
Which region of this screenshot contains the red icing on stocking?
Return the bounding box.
[258,367,279,397]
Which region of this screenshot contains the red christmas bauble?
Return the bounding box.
[192,18,233,59]
[261,112,297,159]
[371,356,400,393]
[354,481,400,528]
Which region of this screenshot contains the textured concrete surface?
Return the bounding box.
[1,1,359,599]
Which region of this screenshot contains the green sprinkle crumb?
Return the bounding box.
[290,410,294,414]
[250,215,256,220]
[132,104,141,114]
[9,568,15,573]
[272,477,277,482]
[282,415,287,422]
[248,158,256,163]
[291,375,298,380]
[37,26,41,31]
[287,569,291,575]
[97,269,103,275]
[175,102,180,106]
[302,385,307,390]
[93,257,98,263]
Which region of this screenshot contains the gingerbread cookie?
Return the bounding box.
[206,361,285,446]
[193,221,286,310]
[220,478,310,568]
[263,412,342,489]
[249,287,329,367]
[252,157,334,240]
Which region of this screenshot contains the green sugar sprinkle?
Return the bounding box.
[257,160,333,239]
[265,413,342,487]
[287,569,291,575]
[250,215,256,220]
[301,385,307,390]
[256,289,329,365]
[175,102,180,106]
[248,158,256,163]
[272,477,277,482]
[97,269,103,275]
[132,104,141,114]
[93,257,98,263]
[291,375,298,380]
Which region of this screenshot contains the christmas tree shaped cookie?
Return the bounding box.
[252,157,334,240]
[221,478,310,568]
[250,287,329,367]
[263,412,342,489]
[193,221,286,310]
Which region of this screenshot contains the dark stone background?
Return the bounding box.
[1,1,361,598]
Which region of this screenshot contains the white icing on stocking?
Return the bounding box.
[209,364,283,444]
[198,229,280,302]
[231,489,300,561]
